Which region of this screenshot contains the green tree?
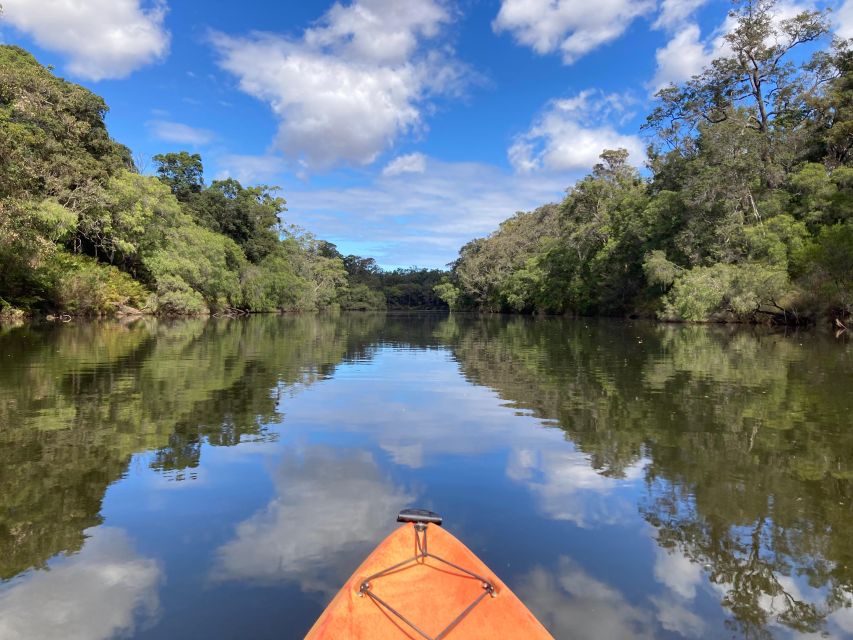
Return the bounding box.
[317,240,343,259]
[239,239,310,312]
[338,283,386,310]
[380,268,448,309]
[144,219,245,313]
[433,281,461,310]
[539,149,650,314]
[442,0,850,325]
[152,151,204,202]
[77,171,182,273]
[646,0,831,183]
[342,255,382,289]
[189,179,285,263]
[788,162,853,229]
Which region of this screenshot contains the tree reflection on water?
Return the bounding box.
[447,316,853,636]
[0,314,851,637]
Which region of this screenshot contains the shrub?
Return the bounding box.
[49,252,150,315]
[433,282,461,310]
[152,275,207,315]
[662,262,789,321]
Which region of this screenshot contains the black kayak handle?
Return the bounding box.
[397,508,443,526]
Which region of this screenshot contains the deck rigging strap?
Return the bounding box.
[358,522,496,640]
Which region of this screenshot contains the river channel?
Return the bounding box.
[0,314,851,639]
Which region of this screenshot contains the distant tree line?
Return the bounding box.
[436,0,852,325]
[317,244,448,310]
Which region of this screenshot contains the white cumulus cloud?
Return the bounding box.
[382,152,427,176]
[302,0,448,65]
[0,0,170,81]
[509,90,646,174]
[648,23,717,92]
[211,0,466,171]
[148,120,215,146]
[493,0,655,64]
[653,0,709,31]
[838,0,853,38]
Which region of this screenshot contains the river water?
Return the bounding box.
[0,313,851,639]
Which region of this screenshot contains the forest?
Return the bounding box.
[0,45,441,318]
[436,0,852,325]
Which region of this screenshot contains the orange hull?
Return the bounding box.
[305,522,553,639]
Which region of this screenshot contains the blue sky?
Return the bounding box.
[2,0,851,268]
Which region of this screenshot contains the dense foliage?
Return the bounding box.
[0,45,359,316]
[438,0,852,324]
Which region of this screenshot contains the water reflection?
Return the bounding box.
[212,447,412,594]
[0,527,160,640]
[651,547,708,637]
[446,316,853,636]
[0,314,851,639]
[0,315,384,580]
[507,447,644,527]
[517,557,655,639]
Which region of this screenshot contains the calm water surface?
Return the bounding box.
[1,314,851,639]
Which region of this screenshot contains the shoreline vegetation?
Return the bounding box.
[1,0,850,327]
[433,1,852,327]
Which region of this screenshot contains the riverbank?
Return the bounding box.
[4,305,848,335]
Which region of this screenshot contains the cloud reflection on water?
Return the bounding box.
[516,556,655,640]
[0,527,161,640]
[287,350,649,529]
[650,546,707,637]
[653,546,704,600]
[507,447,644,527]
[211,447,413,595]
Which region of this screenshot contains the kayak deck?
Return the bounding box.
[305,517,553,639]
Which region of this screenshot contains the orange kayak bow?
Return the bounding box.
[305,509,553,640]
